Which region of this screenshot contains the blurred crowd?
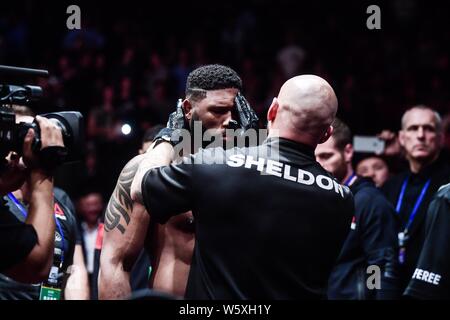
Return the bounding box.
[1,0,449,200]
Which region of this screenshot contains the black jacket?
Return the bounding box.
[404,183,450,299]
[0,188,78,300]
[382,158,450,291]
[142,137,354,299]
[0,200,37,273]
[328,177,400,300]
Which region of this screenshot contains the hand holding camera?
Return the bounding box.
[22,116,66,172]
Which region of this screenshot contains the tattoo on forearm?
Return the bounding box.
[133,168,145,205]
[104,157,142,233]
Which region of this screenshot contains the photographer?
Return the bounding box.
[0,107,89,300]
[0,113,64,283]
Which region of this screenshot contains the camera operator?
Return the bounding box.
[0,113,65,284]
[0,107,89,300]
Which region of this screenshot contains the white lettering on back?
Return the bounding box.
[412,268,442,286]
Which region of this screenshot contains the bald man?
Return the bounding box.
[130,75,354,299]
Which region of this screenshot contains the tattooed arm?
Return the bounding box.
[131,142,175,205]
[100,141,175,299]
[98,154,150,299]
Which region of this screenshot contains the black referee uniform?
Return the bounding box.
[141,137,354,299]
[404,183,450,299]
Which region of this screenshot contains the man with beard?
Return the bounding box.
[99,64,258,299]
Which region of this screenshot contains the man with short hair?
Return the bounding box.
[99,64,258,299]
[315,118,399,299]
[130,75,354,299]
[382,105,450,291]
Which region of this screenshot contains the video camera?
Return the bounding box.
[0,65,84,170]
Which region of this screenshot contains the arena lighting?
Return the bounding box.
[121,123,132,135]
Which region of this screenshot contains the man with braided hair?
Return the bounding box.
[99,64,258,299]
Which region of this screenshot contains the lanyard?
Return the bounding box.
[7,192,66,263]
[395,177,431,232]
[344,172,357,187]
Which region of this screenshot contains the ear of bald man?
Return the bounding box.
[318,125,334,144]
[266,97,279,130]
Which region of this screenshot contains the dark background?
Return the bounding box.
[1,0,448,200]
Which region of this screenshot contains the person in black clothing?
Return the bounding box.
[382,105,450,292]
[130,75,354,299]
[0,115,65,283]
[404,183,450,299]
[99,65,259,299]
[0,187,89,300]
[315,118,400,299]
[0,110,89,300]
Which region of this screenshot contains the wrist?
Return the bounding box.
[153,127,186,148]
[153,137,173,148]
[28,169,54,189]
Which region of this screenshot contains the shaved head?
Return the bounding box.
[268,75,338,146]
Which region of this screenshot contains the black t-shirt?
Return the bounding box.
[404,183,450,299]
[0,200,38,272]
[382,158,450,290]
[142,137,354,299]
[0,188,78,300]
